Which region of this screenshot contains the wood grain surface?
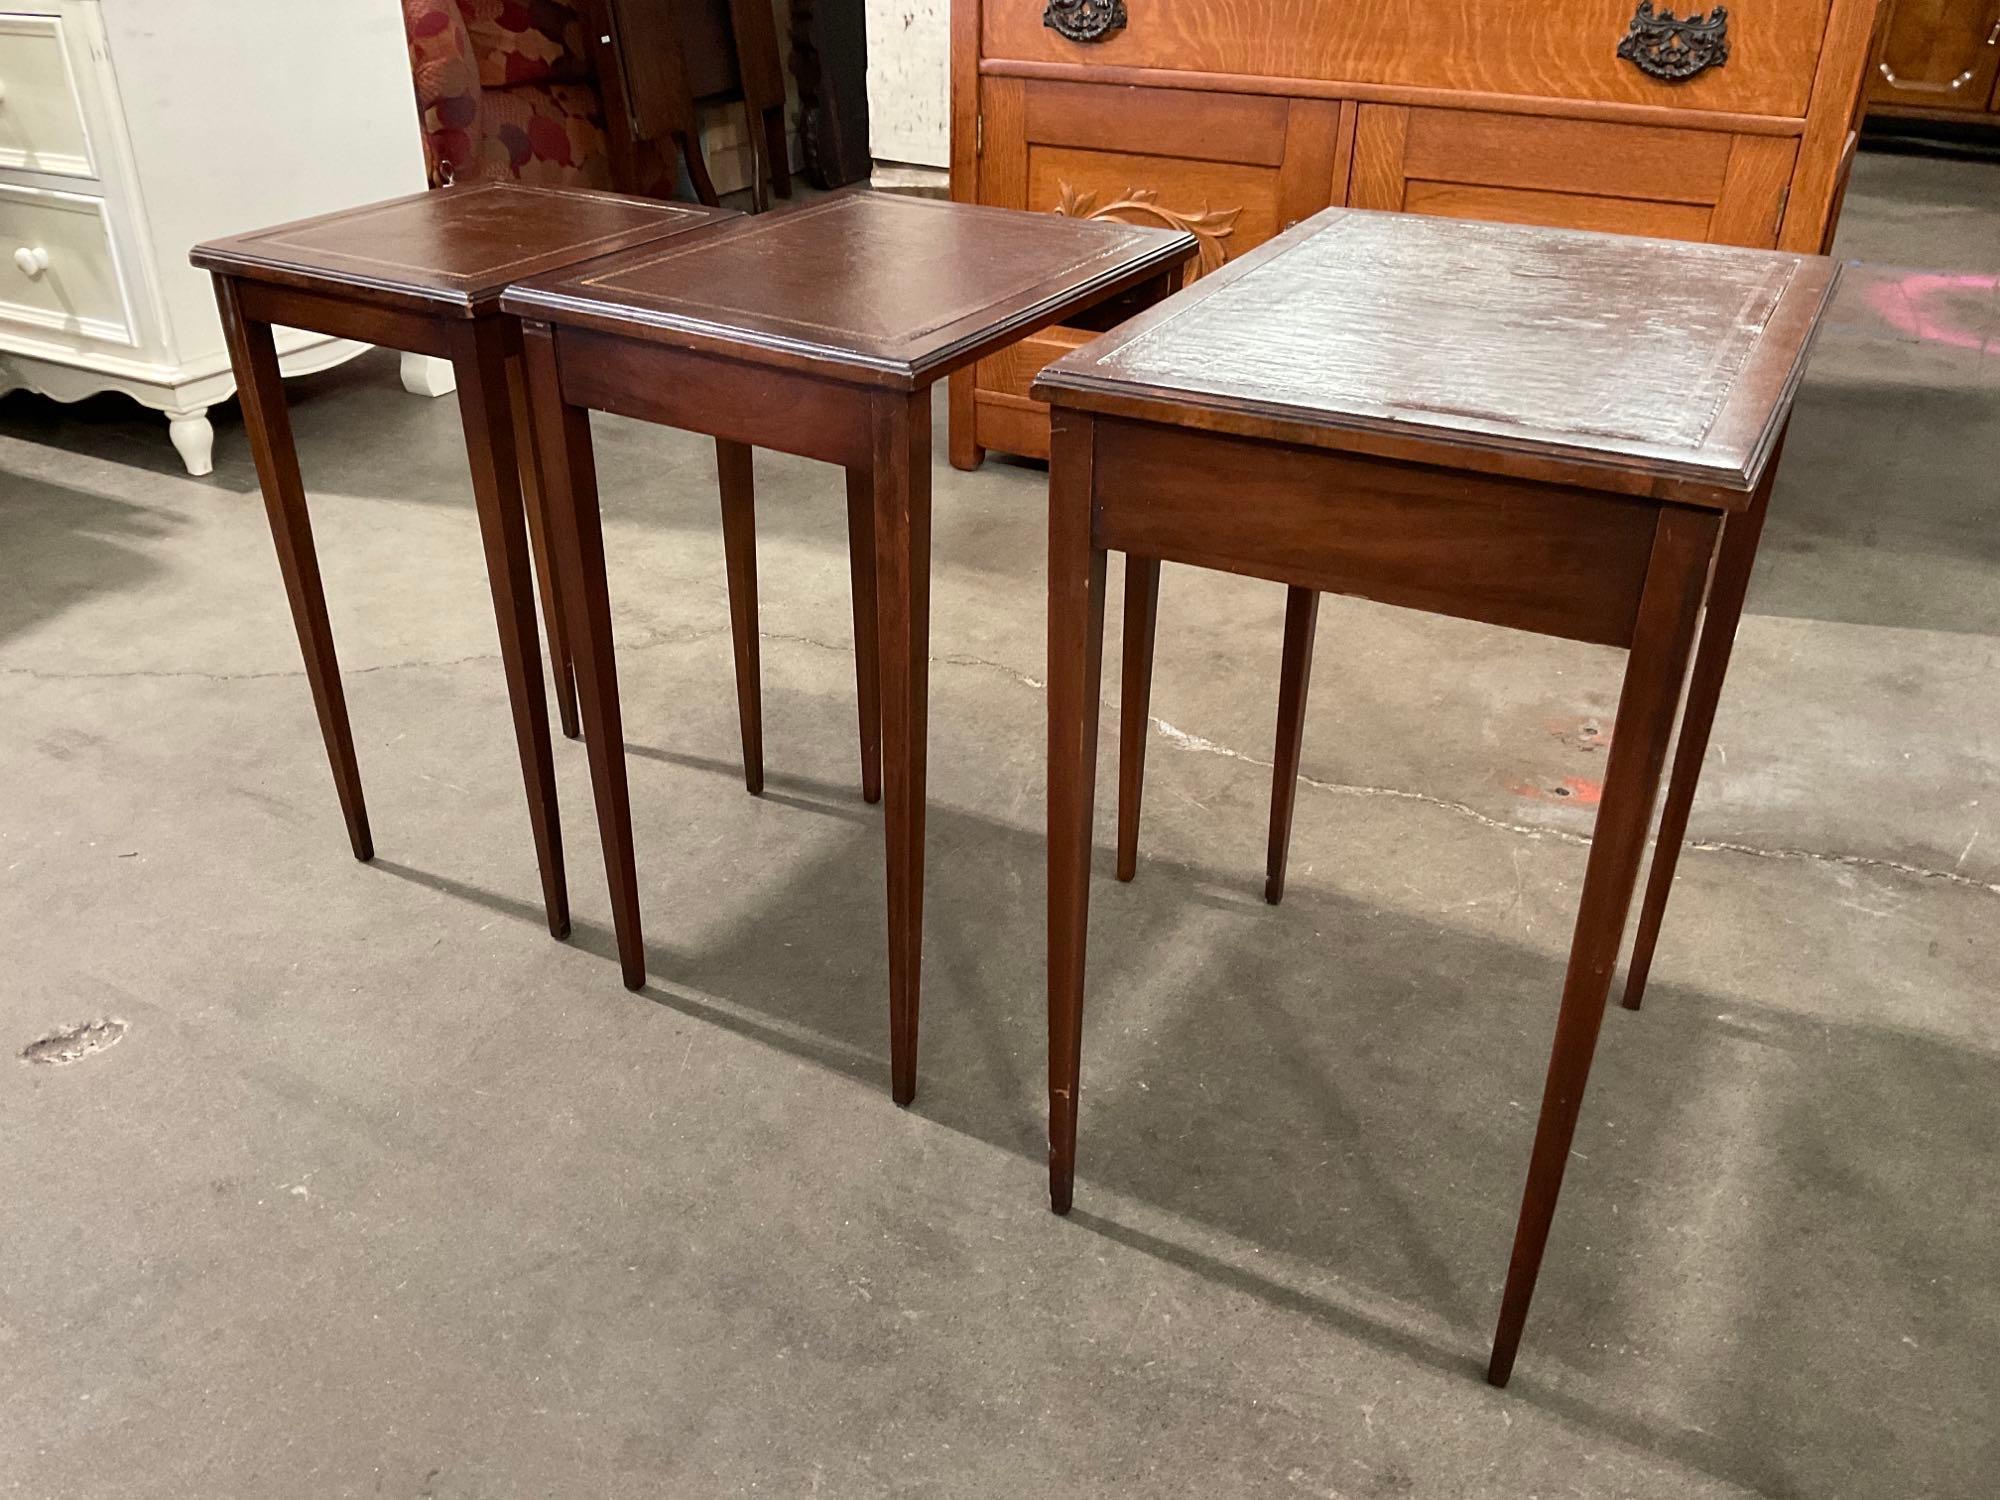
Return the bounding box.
[192,183,731,317]
[1037,207,1839,495]
[981,0,1836,117]
[501,190,1196,386]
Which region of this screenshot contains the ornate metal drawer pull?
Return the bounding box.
[1618,1,1730,81]
[1044,0,1127,44]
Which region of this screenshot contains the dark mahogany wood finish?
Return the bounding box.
[1032,207,1836,1385]
[192,183,733,936]
[501,191,1196,1104]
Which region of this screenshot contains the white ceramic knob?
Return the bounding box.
[14,245,49,278]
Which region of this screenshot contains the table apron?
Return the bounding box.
[1091,417,1671,649]
[231,279,454,361]
[553,326,876,471]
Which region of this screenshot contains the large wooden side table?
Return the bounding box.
[192,184,731,937]
[500,191,1195,1102]
[1033,208,1837,1385]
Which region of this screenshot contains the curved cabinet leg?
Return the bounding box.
[167,409,214,476]
[399,352,457,398]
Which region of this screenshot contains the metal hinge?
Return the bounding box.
[976,114,984,155]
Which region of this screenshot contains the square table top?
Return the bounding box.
[499,191,1199,389]
[191,183,733,318]
[1033,208,1841,502]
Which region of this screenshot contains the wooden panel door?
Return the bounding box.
[1349,106,1800,249]
[965,77,1351,461]
[1867,0,2000,111]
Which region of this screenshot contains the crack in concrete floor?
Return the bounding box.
[7,623,1994,899]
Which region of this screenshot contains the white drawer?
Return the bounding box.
[0,182,134,345]
[0,12,95,178]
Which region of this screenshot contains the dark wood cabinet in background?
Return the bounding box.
[1867,0,2000,117]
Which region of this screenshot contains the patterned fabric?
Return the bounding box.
[403,0,483,184]
[457,0,593,88]
[401,0,648,191]
[481,84,614,188]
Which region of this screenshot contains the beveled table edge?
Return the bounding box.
[1033,209,1842,506]
[190,184,735,320]
[500,198,1199,390]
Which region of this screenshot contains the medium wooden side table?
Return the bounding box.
[1033,208,1837,1385]
[192,183,732,937]
[500,191,1196,1102]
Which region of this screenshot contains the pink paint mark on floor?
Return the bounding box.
[1859,270,1999,354]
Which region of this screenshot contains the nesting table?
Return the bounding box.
[192,184,732,936]
[1033,208,1838,1384]
[500,191,1195,1103]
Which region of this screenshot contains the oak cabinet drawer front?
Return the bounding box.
[978,325,1091,405]
[1023,77,1292,164]
[982,80,1344,279]
[985,0,1829,118]
[1351,106,1799,248]
[0,13,95,177]
[0,185,135,344]
[1030,146,1279,271]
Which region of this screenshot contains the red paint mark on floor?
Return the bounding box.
[1509,775,1604,807]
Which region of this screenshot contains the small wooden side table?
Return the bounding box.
[192,184,732,937]
[1033,208,1837,1385]
[500,191,1196,1102]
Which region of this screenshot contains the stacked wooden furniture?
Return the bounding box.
[1866,0,2000,121]
[948,0,1883,465]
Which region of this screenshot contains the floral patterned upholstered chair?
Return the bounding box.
[401,0,675,196]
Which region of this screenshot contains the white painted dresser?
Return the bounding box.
[0,0,446,474]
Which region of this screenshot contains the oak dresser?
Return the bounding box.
[947,0,1884,465]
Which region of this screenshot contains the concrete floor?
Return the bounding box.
[3,150,1997,1498]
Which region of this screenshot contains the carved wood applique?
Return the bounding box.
[1052,184,1240,277]
[1043,0,1128,44]
[1617,1,1730,81]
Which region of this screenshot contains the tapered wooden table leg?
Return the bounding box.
[511,356,579,741]
[1487,507,1718,1386]
[213,276,372,863]
[844,466,883,806]
[522,322,647,989]
[1048,412,1108,1215]
[450,321,569,939]
[1622,453,1780,1012]
[715,439,763,796]
[1265,586,1320,905]
[1115,557,1159,883]
[871,391,933,1105]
